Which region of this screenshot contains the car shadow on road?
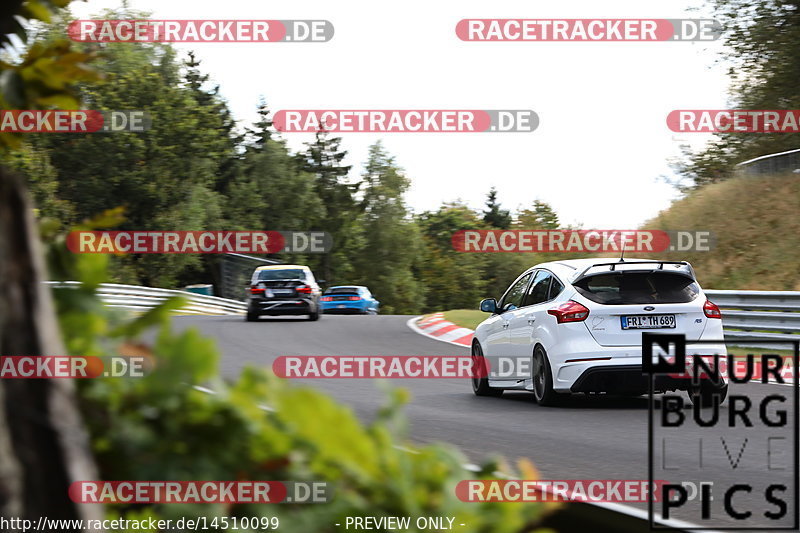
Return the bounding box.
[498,391,655,410]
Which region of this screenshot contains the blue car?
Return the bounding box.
[320,286,380,315]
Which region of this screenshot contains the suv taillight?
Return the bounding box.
[296,285,312,294]
[548,300,590,323]
[704,299,722,318]
[250,286,264,294]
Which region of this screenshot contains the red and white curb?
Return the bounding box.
[407,313,474,347]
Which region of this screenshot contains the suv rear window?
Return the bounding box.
[573,272,700,305]
[257,269,305,281]
[325,287,359,294]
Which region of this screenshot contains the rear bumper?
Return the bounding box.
[321,301,367,314]
[570,364,698,393]
[551,342,727,393]
[248,298,314,316]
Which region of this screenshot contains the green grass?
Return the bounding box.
[727,345,796,360]
[640,173,800,291]
[441,309,487,331]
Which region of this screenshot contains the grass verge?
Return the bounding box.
[440,309,486,331]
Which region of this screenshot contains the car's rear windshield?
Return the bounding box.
[325,287,359,294]
[257,269,305,281]
[573,272,700,305]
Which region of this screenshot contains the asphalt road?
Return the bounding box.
[172,314,799,530]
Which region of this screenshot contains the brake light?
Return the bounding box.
[348,296,361,301]
[704,299,722,319]
[250,286,264,294]
[321,296,333,302]
[296,285,312,294]
[547,300,590,323]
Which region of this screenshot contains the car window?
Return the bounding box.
[548,276,565,300]
[256,269,305,281]
[523,270,553,306]
[362,288,372,298]
[325,286,360,294]
[500,272,532,312]
[574,272,700,305]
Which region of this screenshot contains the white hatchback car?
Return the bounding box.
[472,258,728,406]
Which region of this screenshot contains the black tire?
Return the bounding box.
[308,309,320,321]
[246,310,259,322]
[532,346,561,406]
[688,380,728,408]
[471,342,502,397]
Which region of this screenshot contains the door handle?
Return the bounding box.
[502,323,509,329]
[528,318,536,325]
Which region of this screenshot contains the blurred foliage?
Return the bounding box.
[43,214,554,532]
[0,0,101,151]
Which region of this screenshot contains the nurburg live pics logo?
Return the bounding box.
[645,333,799,530]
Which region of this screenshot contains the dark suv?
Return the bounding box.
[246,265,323,321]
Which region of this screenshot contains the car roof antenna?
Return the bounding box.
[619,245,626,263]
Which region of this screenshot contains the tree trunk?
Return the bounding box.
[0,168,101,530]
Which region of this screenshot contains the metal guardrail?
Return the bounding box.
[43,283,800,344]
[705,289,800,345]
[219,253,280,301]
[45,281,247,316]
[735,147,800,176]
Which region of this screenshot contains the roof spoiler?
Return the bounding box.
[572,261,696,283]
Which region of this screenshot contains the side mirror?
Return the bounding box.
[480,298,497,314]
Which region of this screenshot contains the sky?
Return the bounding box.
[69,0,729,228]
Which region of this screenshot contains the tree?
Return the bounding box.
[296,128,359,282]
[678,0,800,186]
[416,202,487,311]
[247,96,275,149]
[516,200,560,229]
[352,142,422,313]
[19,12,243,287]
[482,186,512,229]
[0,0,102,526]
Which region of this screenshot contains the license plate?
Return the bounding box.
[338,304,345,308]
[621,314,676,329]
[272,288,293,295]
[264,288,274,298]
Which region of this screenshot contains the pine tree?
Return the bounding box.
[482,187,512,229]
[296,128,359,282]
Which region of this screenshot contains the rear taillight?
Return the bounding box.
[250,286,264,294]
[321,296,333,302]
[704,299,722,319]
[296,285,312,294]
[348,296,361,301]
[547,300,590,323]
